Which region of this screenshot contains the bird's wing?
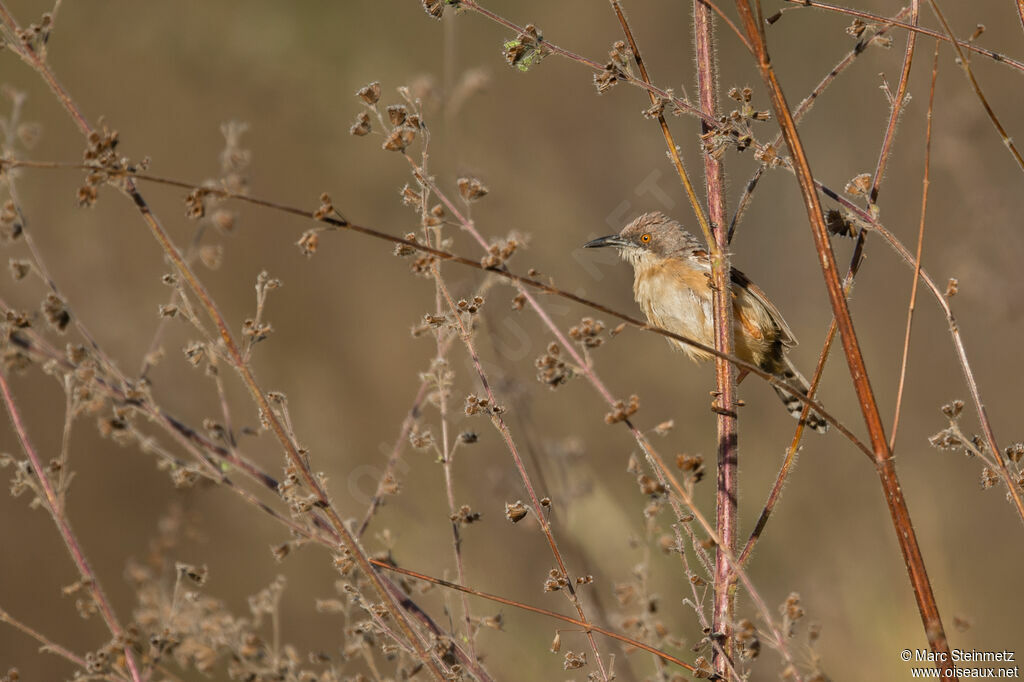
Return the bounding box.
[730,267,798,348]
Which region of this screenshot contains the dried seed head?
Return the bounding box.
[826,208,854,238]
[42,293,70,333]
[608,40,631,67]
[382,128,415,152]
[176,562,208,586]
[562,651,587,670]
[535,342,571,389]
[676,453,705,483]
[505,500,528,523]
[393,232,419,258]
[636,475,665,496]
[456,177,489,202]
[421,0,445,19]
[1004,443,1024,463]
[604,394,639,424]
[503,25,548,72]
[184,188,207,219]
[846,18,868,38]
[450,504,480,525]
[941,400,964,419]
[349,111,371,137]
[356,81,381,105]
[568,317,605,349]
[400,184,423,210]
[386,104,408,127]
[844,173,872,197]
[9,259,31,281]
[297,230,319,257]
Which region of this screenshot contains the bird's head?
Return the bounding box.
[583,212,701,264]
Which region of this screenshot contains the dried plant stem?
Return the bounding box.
[0,373,144,682]
[733,1,955,677]
[431,265,610,681]
[0,7,444,675]
[436,289,476,662]
[456,0,716,126]
[739,0,920,565]
[729,5,912,242]
[782,0,1024,73]
[737,318,831,568]
[818,185,1024,526]
[357,338,454,538]
[609,0,714,250]
[924,0,1024,172]
[869,1,919,204]
[370,558,697,673]
[891,43,938,450]
[691,2,740,676]
[602,12,740,668]
[420,163,781,678]
[0,157,874,456]
[0,605,92,674]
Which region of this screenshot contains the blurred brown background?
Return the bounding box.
[2,0,1023,679]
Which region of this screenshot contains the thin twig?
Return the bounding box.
[0,156,873,457]
[891,42,939,450]
[0,6,445,673]
[370,558,697,673]
[609,0,714,247]
[733,1,955,676]
[924,0,1024,172]
[432,266,610,681]
[819,188,1024,526]
[729,5,913,241]
[782,0,1024,73]
[869,1,920,204]
[0,372,144,682]
[0,605,95,674]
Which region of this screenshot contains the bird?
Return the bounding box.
[584,211,828,433]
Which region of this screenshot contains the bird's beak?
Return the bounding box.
[583,234,630,249]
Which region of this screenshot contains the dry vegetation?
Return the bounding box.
[1,1,1023,681]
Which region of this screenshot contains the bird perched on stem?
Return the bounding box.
[584,211,827,433]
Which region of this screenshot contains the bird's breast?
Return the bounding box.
[631,255,715,361]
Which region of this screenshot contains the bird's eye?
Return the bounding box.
[640,233,651,243]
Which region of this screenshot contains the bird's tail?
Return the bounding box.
[772,358,828,433]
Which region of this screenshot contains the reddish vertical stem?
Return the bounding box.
[0,373,143,682]
[732,1,955,677]
[693,2,738,676]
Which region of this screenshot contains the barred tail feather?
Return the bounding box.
[773,358,828,433]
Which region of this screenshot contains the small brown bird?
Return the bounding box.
[585,211,827,433]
